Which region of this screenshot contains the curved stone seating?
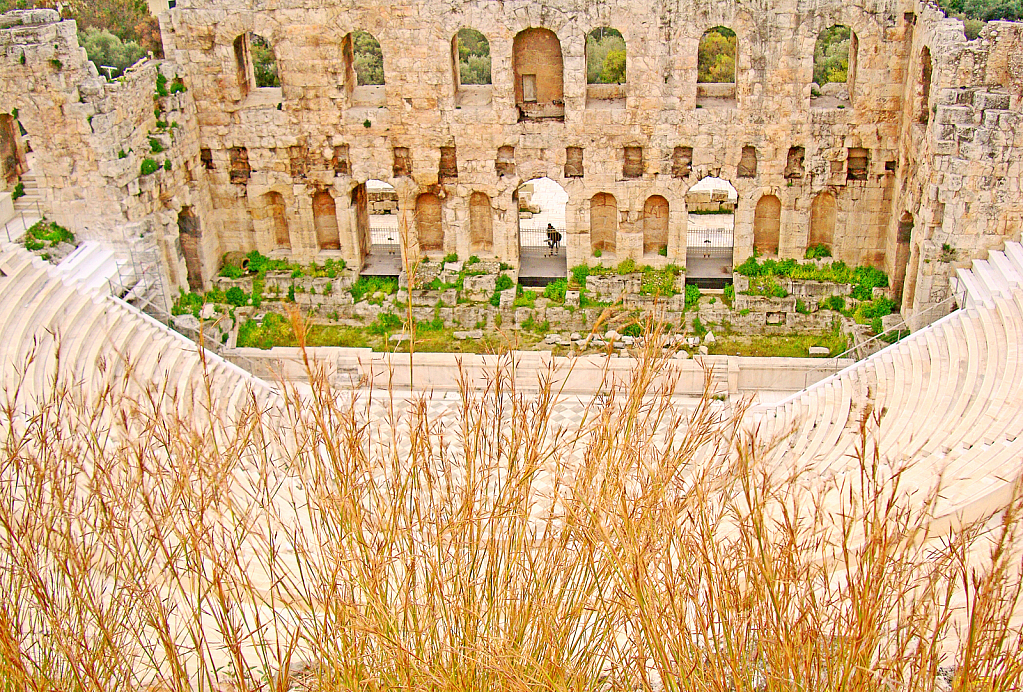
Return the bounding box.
[0,242,273,419]
[751,241,1023,524]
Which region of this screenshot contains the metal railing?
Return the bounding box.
[519,226,565,258]
[369,226,400,255]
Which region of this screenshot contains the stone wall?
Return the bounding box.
[0,0,1021,326]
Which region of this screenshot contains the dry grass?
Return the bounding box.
[2,206,1023,691]
[2,326,1023,692]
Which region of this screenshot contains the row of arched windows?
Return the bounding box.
[752,192,837,256]
[231,24,861,107]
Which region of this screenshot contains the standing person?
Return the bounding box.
[546,223,562,255]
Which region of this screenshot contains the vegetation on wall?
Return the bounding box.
[813,25,851,86]
[457,27,491,85]
[697,26,736,83]
[940,0,1023,22]
[585,27,626,84]
[353,30,384,86]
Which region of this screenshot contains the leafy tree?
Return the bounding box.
[457,28,490,84]
[353,30,384,85]
[250,34,279,88]
[697,27,736,83]
[940,0,1023,21]
[79,27,145,77]
[585,28,625,84]
[813,25,850,86]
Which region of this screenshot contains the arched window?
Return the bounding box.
[233,33,279,95]
[585,27,626,108]
[177,207,202,292]
[590,193,618,255]
[685,177,736,279]
[642,196,669,256]
[455,28,490,86]
[344,31,385,106]
[809,192,836,253]
[313,190,340,251]
[919,47,932,123]
[352,31,384,85]
[0,114,24,186]
[894,212,914,303]
[753,195,781,256]
[453,28,491,106]
[416,193,444,253]
[811,26,856,107]
[513,28,564,121]
[697,27,736,107]
[469,192,493,254]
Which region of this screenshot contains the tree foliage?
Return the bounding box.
[697,26,735,83]
[4,0,161,55]
[250,34,279,88]
[813,25,850,86]
[353,30,384,86]
[940,0,1023,21]
[79,27,144,77]
[585,28,625,84]
[457,28,490,85]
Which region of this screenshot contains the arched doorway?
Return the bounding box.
[516,177,567,284]
[753,195,782,256]
[686,176,736,287]
[356,179,402,276]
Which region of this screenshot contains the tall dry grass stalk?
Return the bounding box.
[2,310,1023,690]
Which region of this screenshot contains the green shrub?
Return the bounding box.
[594,248,602,258]
[684,283,701,310]
[443,253,459,264]
[225,286,249,307]
[513,288,537,308]
[805,243,832,259]
[658,246,668,256]
[543,279,568,303]
[466,255,481,266]
[821,295,846,312]
[640,265,681,296]
[616,258,636,275]
[570,264,591,287]
[286,285,296,302]
[795,299,810,315]
[170,78,187,94]
[163,160,172,171]
[140,158,160,176]
[489,290,502,307]
[155,73,169,97]
[495,274,514,292]
[691,316,707,337]
[367,312,403,335]
[723,284,735,305]
[149,137,164,153]
[350,276,398,304]
[622,323,642,338]
[117,150,127,159]
[11,182,24,200]
[24,219,74,249]
[219,263,245,279]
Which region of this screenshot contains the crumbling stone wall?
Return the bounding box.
[2,0,1022,324]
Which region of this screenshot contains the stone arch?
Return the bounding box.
[513,28,563,116]
[753,194,781,255]
[590,192,618,254]
[469,191,493,254]
[809,191,836,252]
[812,25,856,106]
[177,207,202,292]
[264,192,290,250]
[642,195,669,255]
[312,190,340,250]
[585,27,625,84]
[249,34,279,88]
[416,192,443,252]
[919,46,932,124]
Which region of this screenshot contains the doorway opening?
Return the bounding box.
[356,179,402,276]
[516,177,568,285]
[686,176,736,288]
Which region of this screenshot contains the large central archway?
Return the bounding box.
[686,176,736,287]
[355,179,403,276]
[516,177,567,285]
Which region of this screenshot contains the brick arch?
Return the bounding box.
[809,191,836,251]
[469,191,493,254]
[312,190,341,250]
[642,195,669,254]
[512,28,563,106]
[416,192,444,252]
[590,192,617,254]
[753,194,781,255]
